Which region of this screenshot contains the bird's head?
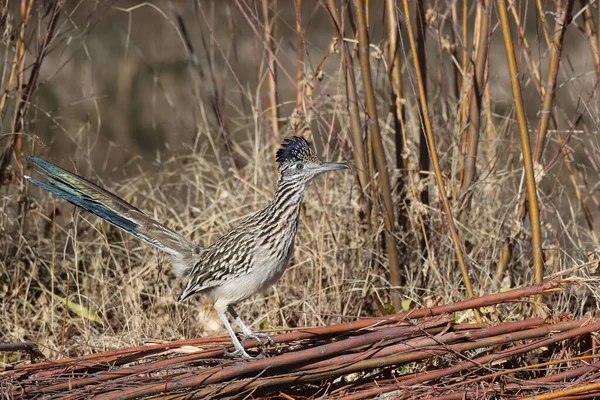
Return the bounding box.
[276,136,349,185]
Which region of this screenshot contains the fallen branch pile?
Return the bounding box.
[2,281,600,399]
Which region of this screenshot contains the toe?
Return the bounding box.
[223,347,253,359]
[245,333,275,347]
[260,334,275,346]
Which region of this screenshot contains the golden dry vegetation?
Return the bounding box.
[1,1,600,398]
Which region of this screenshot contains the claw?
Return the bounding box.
[243,332,275,347]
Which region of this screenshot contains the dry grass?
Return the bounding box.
[2,133,366,361]
[1,1,600,390]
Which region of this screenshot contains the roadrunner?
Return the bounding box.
[25,136,348,358]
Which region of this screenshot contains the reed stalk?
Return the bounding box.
[459,0,491,223]
[401,0,476,307]
[496,0,544,293]
[324,0,371,225]
[355,0,401,309]
[261,0,280,144]
[295,0,304,112]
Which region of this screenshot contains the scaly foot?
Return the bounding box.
[223,345,253,359]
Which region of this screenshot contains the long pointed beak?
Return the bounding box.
[312,162,350,174]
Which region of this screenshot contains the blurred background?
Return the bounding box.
[5,1,598,173]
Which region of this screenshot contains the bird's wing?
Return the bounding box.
[178,226,258,301]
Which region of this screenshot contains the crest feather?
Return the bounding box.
[276,136,312,164]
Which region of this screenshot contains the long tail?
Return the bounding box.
[25,157,197,276]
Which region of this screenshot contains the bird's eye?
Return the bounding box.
[296,163,304,170]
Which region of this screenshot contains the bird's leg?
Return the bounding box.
[217,311,252,359]
[227,305,275,347]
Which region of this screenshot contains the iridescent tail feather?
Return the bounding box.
[25,157,196,277]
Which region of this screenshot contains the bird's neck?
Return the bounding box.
[270,179,306,211]
[255,178,306,242]
[256,179,305,231]
[252,178,305,261]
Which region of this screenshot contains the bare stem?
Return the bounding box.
[355,0,401,310]
[496,0,544,293]
[459,0,491,223]
[401,0,476,307]
[533,0,575,161]
[324,0,371,223]
[261,0,280,143]
[295,0,304,112]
